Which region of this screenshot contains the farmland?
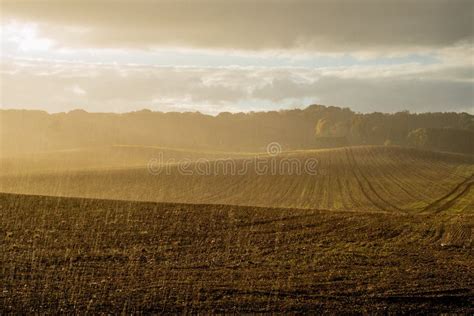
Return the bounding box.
[1,192,473,313]
[2,0,473,312]
[2,146,473,211]
[1,145,473,313]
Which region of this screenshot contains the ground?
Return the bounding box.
[1,193,473,313]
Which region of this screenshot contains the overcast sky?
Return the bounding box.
[1,0,473,114]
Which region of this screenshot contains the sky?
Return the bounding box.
[1,0,473,114]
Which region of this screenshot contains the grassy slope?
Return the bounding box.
[1,146,473,212]
[1,193,472,313]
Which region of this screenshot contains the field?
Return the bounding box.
[1,192,473,313]
[2,146,473,211]
[1,146,473,313]
[0,145,253,175]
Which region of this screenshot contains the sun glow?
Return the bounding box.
[2,21,54,52]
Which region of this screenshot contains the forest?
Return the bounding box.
[2,105,472,156]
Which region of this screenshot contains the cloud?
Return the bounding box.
[2,21,54,52]
[252,77,474,113]
[1,58,472,114]
[68,84,86,96]
[1,0,472,52]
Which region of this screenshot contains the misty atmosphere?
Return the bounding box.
[1,0,473,314]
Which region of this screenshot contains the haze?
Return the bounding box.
[2,1,474,314]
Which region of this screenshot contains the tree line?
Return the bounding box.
[1,105,473,156]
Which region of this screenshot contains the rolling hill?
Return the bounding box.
[1,146,473,212]
[0,145,252,175]
[1,145,473,313]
